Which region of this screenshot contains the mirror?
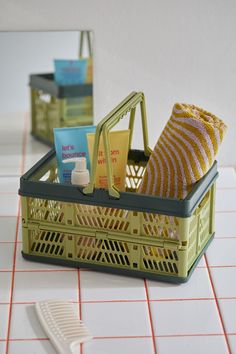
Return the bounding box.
[0,31,94,174]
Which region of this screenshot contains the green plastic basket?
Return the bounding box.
[20,92,218,283]
[29,31,93,145]
[29,74,93,145]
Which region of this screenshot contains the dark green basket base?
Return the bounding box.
[21,233,214,284]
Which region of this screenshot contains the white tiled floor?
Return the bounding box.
[83,301,152,337]
[218,300,236,334]
[229,335,236,353]
[0,217,17,242]
[13,271,79,302]
[83,338,154,354]
[215,212,236,238]
[0,244,14,270]
[10,304,47,339]
[215,190,236,212]
[151,300,223,335]
[0,273,11,302]
[156,336,228,354]
[80,271,146,301]
[7,341,56,354]
[0,112,235,354]
[0,195,18,216]
[207,239,236,267]
[147,267,214,300]
[211,268,236,298]
[0,304,10,339]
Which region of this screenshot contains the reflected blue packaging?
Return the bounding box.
[54,125,96,184]
[54,59,88,86]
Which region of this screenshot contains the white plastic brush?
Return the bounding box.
[35,300,92,354]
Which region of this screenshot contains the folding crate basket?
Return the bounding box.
[20,92,218,283]
[30,75,93,145]
[29,31,93,145]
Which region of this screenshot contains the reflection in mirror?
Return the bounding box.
[0,31,94,176]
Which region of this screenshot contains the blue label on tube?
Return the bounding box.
[54,59,88,86]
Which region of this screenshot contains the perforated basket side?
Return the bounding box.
[62,97,93,127]
[22,182,215,249]
[30,81,94,145]
[22,227,187,277]
[21,182,215,280]
[31,88,61,144]
[187,185,215,269]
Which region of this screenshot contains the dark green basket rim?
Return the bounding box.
[19,148,218,218]
[29,73,93,98]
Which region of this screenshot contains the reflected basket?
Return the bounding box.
[29,73,93,145]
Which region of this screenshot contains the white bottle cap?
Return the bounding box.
[63,157,90,186]
[75,157,87,172]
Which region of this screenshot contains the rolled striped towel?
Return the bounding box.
[138,103,227,199]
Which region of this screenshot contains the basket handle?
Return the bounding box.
[83,91,152,198]
[79,31,92,58]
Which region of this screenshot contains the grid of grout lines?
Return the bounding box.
[0,112,236,354]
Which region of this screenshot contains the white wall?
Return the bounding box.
[0,0,235,165]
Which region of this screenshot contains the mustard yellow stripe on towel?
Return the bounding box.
[138,103,227,199]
